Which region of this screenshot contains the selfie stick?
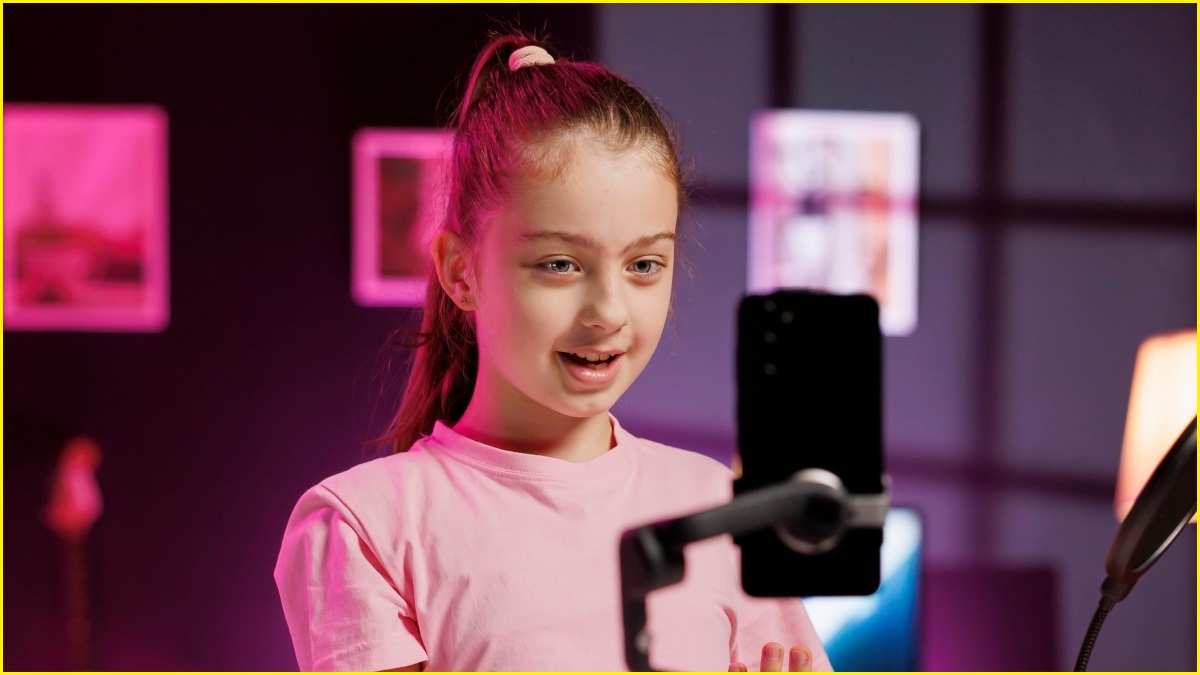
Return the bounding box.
[619,469,889,672]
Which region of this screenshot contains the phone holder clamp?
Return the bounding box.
[619,470,891,671]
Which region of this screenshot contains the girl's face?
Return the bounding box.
[467,141,679,427]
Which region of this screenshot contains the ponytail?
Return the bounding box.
[384,32,545,454]
[386,271,477,453]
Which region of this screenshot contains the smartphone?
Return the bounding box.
[734,290,884,597]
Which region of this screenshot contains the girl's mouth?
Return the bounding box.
[557,351,623,388]
[560,352,619,369]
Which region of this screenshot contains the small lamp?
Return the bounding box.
[1115,329,1197,521]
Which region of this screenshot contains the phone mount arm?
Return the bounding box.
[619,468,889,672]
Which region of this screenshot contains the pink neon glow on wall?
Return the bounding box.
[4,104,169,332]
[351,128,453,307]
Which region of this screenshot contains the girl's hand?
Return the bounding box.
[729,642,811,672]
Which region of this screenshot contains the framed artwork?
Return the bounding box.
[4,105,169,332]
[352,128,453,307]
[749,110,920,336]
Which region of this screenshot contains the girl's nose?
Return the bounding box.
[582,274,630,332]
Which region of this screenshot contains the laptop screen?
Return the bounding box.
[802,508,923,671]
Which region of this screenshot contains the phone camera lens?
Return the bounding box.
[764,331,776,344]
[781,310,794,324]
[764,363,777,375]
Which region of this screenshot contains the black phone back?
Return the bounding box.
[734,290,884,597]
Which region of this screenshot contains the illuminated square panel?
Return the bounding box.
[351,128,453,307]
[749,110,920,335]
[4,104,169,332]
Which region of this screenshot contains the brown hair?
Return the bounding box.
[385,30,686,453]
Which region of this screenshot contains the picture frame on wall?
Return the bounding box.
[351,128,453,307]
[748,110,920,336]
[3,104,170,332]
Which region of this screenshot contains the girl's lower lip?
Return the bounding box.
[557,352,622,388]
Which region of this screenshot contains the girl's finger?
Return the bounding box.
[788,645,812,672]
[729,662,748,672]
[760,642,785,672]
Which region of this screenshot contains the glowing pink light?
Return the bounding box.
[4,104,169,332]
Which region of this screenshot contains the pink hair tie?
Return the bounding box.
[508,45,555,71]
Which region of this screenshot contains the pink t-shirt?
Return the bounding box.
[274,417,831,671]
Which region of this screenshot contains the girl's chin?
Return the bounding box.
[551,391,627,422]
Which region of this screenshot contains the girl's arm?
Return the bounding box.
[275,484,428,671]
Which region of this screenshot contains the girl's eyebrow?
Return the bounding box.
[520,231,675,254]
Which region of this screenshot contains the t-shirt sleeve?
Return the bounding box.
[732,592,833,671]
[274,484,427,671]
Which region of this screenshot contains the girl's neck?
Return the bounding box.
[452,401,614,463]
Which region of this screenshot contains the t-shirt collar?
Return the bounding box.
[426,414,633,483]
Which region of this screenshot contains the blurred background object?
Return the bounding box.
[1116,329,1197,522]
[43,436,104,671]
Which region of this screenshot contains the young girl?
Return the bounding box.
[275,33,832,672]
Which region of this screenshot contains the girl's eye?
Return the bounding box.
[629,259,664,276]
[538,259,578,275]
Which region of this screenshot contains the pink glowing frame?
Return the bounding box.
[748,110,920,336]
[4,105,169,332]
[352,128,453,307]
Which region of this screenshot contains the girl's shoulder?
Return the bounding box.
[305,438,443,512]
[622,431,736,483]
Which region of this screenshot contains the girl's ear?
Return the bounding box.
[431,229,477,311]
